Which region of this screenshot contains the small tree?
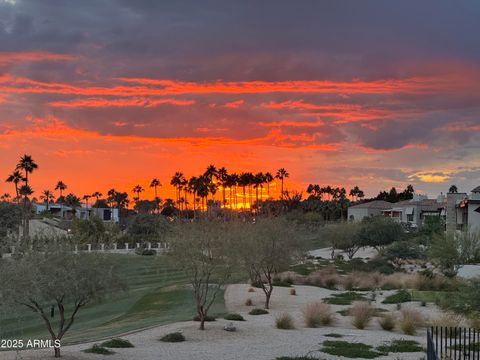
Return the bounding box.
[429,232,463,277]
[167,220,235,330]
[235,217,303,309]
[358,216,405,250]
[0,202,21,253]
[0,248,124,357]
[325,221,362,259]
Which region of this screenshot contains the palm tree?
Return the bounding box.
[132,185,144,201]
[19,184,34,239]
[64,193,81,215]
[170,172,184,207]
[91,191,102,208]
[253,172,264,211]
[217,167,228,208]
[264,172,274,199]
[449,185,458,193]
[0,193,11,202]
[188,176,199,214]
[40,190,55,210]
[6,170,25,200]
[150,178,161,199]
[55,181,67,202]
[82,194,92,210]
[16,154,38,186]
[275,168,289,200]
[180,176,188,211]
[238,172,250,210]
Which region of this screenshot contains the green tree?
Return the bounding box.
[235,217,303,309]
[126,213,169,242]
[0,202,21,252]
[358,216,405,250]
[324,221,362,259]
[0,249,124,357]
[167,220,236,330]
[429,232,463,277]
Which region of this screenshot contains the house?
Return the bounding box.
[348,200,393,221]
[33,203,119,223]
[381,194,445,228]
[446,187,480,232]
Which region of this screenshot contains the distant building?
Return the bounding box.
[446,187,480,232]
[381,194,446,228]
[348,200,393,221]
[33,203,119,223]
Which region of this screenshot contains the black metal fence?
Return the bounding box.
[428,326,480,360]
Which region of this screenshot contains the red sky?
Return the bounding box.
[1,1,480,201]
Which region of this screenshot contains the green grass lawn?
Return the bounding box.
[411,290,443,303]
[0,254,226,345]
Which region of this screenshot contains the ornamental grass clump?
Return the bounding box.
[302,302,336,327]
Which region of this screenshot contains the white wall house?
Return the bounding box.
[348,200,393,221]
[446,187,480,232]
[33,203,119,223]
[381,194,445,228]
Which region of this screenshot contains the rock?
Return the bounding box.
[224,322,236,332]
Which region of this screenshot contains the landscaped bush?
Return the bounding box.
[376,339,423,353]
[84,344,115,355]
[245,298,253,306]
[382,289,412,304]
[324,333,343,338]
[160,332,185,342]
[101,338,134,348]
[275,313,295,329]
[430,312,465,335]
[135,248,157,256]
[350,301,373,330]
[248,287,255,292]
[290,288,296,295]
[324,291,367,305]
[224,313,245,321]
[399,308,424,335]
[302,302,336,327]
[193,315,216,322]
[378,313,395,331]
[321,340,382,359]
[249,308,269,315]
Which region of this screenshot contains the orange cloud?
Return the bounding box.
[223,99,245,108]
[0,51,76,64]
[48,97,195,108]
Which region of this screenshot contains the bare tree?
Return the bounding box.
[167,220,236,330]
[0,248,124,357]
[235,217,304,309]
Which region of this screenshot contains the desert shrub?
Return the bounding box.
[376,339,423,353]
[321,340,383,359]
[350,301,373,329]
[275,313,295,329]
[135,248,157,256]
[378,313,395,331]
[324,333,343,338]
[324,291,367,305]
[305,267,341,289]
[84,344,115,355]
[272,279,293,287]
[399,308,424,335]
[101,338,134,348]
[302,302,336,327]
[160,332,185,342]
[245,298,254,306]
[248,287,255,292]
[193,315,215,322]
[430,312,465,335]
[469,312,480,328]
[249,308,269,315]
[290,288,296,295]
[224,313,245,321]
[382,289,412,304]
[439,278,480,315]
[383,241,426,264]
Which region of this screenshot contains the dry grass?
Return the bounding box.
[430,312,466,336]
[275,313,295,330]
[302,302,336,328]
[305,267,342,289]
[290,288,297,296]
[350,301,373,330]
[399,308,424,335]
[342,272,382,291]
[378,313,396,331]
[245,298,253,306]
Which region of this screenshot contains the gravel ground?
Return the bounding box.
[1,283,441,360]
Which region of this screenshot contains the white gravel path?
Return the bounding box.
[1,284,440,360]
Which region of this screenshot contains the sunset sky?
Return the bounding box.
[1,0,480,200]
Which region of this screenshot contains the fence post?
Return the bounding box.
[125,243,129,251]
[147,242,151,250]
[87,244,91,252]
[113,242,117,251]
[100,243,105,251]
